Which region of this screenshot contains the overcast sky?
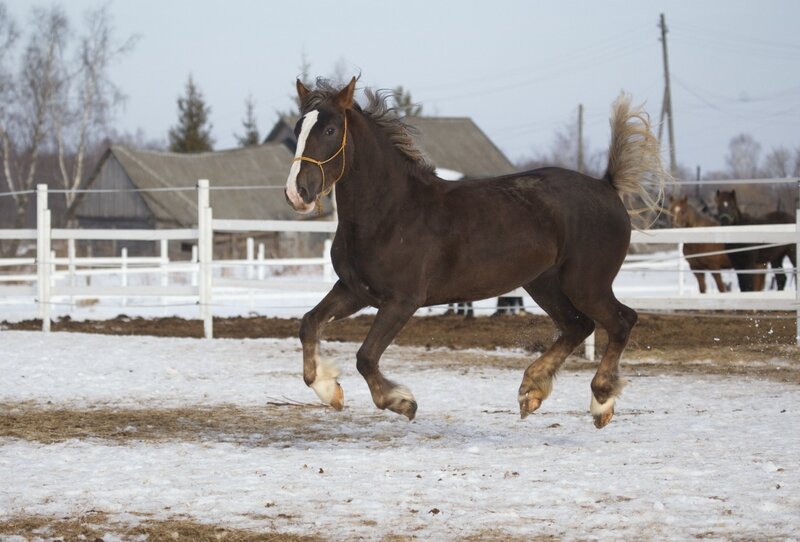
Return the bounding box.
[5,0,800,177]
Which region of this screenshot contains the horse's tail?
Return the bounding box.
[603,92,669,228]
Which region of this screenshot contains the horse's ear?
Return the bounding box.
[335,76,357,109]
[731,189,736,198]
[681,195,688,204]
[296,79,310,103]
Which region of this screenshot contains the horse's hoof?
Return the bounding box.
[400,399,417,421]
[590,394,615,429]
[519,393,542,420]
[384,386,417,420]
[386,397,416,421]
[330,382,345,411]
[593,410,613,429]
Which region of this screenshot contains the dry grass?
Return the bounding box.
[0,513,540,541]
[0,511,324,541]
[0,402,377,445]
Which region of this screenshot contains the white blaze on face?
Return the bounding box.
[285,110,320,213]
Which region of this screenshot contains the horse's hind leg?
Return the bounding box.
[518,270,595,419]
[300,280,366,409]
[770,254,788,290]
[569,290,637,429]
[356,299,420,420]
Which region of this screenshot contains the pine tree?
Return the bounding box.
[235,95,260,147]
[168,75,214,153]
[392,85,422,117]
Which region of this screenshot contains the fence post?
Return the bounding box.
[795,179,799,346]
[160,239,168,314]
[257,242,265,281]
[67,239,76,311]
[246,237,255,280]
[197,179,213,339]
[36,184,51,332]
[677,242,686,295]
[584,331,595,360]
[204,205,214,339]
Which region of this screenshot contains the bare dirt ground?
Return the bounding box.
[5,310,799,372]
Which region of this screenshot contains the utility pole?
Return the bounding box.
[577,103,584,173]
[659,13,677,176]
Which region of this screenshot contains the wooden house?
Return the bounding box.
[75,143,332,258]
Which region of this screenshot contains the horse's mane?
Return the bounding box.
[302,78,435,175]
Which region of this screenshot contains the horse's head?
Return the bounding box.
[715,190,740,225]
[284,77,357,214]
[667,194,691,227]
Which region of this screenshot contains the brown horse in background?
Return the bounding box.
[715,190,796,291]
[667,195,731,293]
[285,77,667,428]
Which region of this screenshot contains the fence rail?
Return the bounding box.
[0,180,798,346]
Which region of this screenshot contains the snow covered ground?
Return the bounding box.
[1,331,798,540]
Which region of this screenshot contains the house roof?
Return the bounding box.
[85,143,326,227]
[402,117,517,177]
[265,115,517,178]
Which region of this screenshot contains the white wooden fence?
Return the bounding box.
[1,180,798,345]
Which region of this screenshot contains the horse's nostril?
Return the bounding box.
[297,187,309,203]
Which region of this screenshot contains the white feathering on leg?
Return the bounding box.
[387,385,416,406]
[309,357,341,405]
[590,394,616,417]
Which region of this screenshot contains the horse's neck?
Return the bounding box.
[335,118,423,223]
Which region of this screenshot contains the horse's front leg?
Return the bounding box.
[693,271,707,293]
[357,300,419,420]
[711,271,727,293]
[300,281,366,409]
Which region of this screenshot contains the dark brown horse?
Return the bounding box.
[715,190,796,291]
[284,77,667,428]
[667,195,732,293]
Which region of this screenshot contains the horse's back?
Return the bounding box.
[502,166,631,236]
[442,166,632,264]
[448,166,626,214]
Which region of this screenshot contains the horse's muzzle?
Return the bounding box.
[284,188,316,214]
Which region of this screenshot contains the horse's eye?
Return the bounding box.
[325,127,336,136]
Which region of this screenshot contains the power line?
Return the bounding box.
[421,41,657,105]
[670,20,800,58]
[416,27,653,95]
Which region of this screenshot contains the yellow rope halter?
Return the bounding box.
[292,113,348,204]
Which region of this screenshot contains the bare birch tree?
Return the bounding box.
[725,133,762,179]
[0,6,67,241]
[762,146,794,178]
[0,2,135,240]
[56,4,137,223]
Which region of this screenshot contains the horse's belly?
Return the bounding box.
[424,246,557,305]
